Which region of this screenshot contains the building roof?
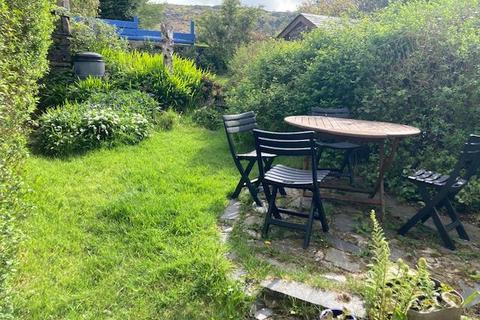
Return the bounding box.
[277,13,339,40]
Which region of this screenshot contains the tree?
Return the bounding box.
[70,0,99,17]
[198,0,261,72]
[99,0,146,20]
[299,0,394,16]
[137,2,164,29]
[298,0,357,16]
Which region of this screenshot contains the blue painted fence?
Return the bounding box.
[100,17,196,45]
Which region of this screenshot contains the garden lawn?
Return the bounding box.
[12,123,247,319]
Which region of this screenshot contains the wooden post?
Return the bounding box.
[57,0,70,10]
[160,23,174,73]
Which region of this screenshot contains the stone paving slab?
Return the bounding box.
[325,248,362,273]
[261,278,366,318]
[220,199,241,223]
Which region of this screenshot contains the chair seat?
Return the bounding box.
[408,169,466,188]
[316,141,361,149]
[265,165,330,187]
[237,150,276,159]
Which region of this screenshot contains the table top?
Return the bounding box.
[284,116,421,139]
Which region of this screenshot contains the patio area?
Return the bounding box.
[220,189,480,319]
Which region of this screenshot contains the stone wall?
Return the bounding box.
[49,0,72,68]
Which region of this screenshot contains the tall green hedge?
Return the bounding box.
[228,0,480,210]
[0,0,54,316]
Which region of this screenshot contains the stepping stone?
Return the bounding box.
[254,307,274,320]
[325,248,362,273]
[323,273,347,283]
[332,213,357,233]
[261,278,366,318]
[459,281,480,307]
[221,200,241,224]
[325,234,362,255]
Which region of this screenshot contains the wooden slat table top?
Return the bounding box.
[284,116,421,139]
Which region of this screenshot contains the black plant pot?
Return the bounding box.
[319,309,357,319]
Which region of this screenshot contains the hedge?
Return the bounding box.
[0,0,54,317]
[228,0,480,210]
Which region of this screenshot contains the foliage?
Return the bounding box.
[33,103,151,156]
[70,0,99,17]
[0,0,54,317]
[86,89,161,120]
[66,76,113,103]
[198,0,262,72]
[70,18,129,55]
[101,49,205,112]
[137,2,164,29]
[38,68,77,111]
[14,125,249,319]
[299,0,397,16]
[99,0,146,20]
[192,107,223,131]
[156,109,179,131]
[228,0,480,210]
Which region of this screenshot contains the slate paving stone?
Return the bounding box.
[325,234,362,255]
[332,213,358,233]
[261,278,366,318]
[325,248,362,273]
[254,308,274,320]
[221,200,241,223]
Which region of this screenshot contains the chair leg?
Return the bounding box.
[430,207,456,250]
[313,190,329,232]
[339,150,354,185]
[444,198,470,241]
[232,159,255,198]
[303,198,316,249]
[398,205,433,235]
[263,185,278,238]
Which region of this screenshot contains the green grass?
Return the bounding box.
[13,123,249,319]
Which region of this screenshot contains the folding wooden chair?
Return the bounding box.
[398,134,480,250]
[253,129,330,248]
[223,112,285,207]
[311,107,363,184]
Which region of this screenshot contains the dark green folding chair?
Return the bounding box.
[311,107,363,184]
[223,111,285,207]
[398,134,480,250]
[253,129,330,248]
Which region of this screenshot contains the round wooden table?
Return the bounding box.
[285,116,421,217]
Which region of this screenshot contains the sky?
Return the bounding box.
[153,0,303,12]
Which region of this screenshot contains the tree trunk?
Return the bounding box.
[161,23,174,73]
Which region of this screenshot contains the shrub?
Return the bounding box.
[86,89,161,120]
[156,109,178,131]
[34,103,151,156]
[228,0,480,210]
[70,17,129,55]
[192,107,223,131]
[67,76,113,103]
[70,0,99,17]
[0,0,54,316]
[101,49,205,112]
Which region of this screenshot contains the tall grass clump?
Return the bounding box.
[102,49,206,112]
[228,0,480,209]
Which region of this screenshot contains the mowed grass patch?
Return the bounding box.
[13,123,248,319]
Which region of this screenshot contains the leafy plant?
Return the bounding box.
[192,107,223,131]
[101,49,205,111]
[33,103,151,156]
[70,17,128,55]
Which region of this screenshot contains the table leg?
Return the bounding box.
[370,138,400,220]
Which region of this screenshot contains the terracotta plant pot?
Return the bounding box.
[319,309,357,320]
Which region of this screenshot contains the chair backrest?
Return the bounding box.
[311,107,351,118]
[253,129,318,184]
[453,134,480,181]
[222,111,258,157]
